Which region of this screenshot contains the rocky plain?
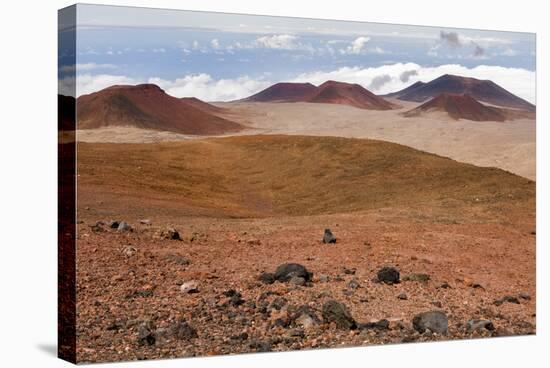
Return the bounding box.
[70,76,536,362]
[74,135,536,363]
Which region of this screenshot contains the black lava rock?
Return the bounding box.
[377,267,400,284]
[274,263,312,282]
[323,229,337,244]
[258,272,276,284]
[412,311,448,334]
[322,300,357,330]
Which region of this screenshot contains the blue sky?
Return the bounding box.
[59,4,536,102]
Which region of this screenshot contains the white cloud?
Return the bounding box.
[211,39,220,49]
[61,63,535,104]
[500,47,518,56]
[148,74,271,101]
[370,46,388,54]
[341,36,370,54]
[255,34,300,50]
[59,74,143,97]
[152,48,166,53]
[291,63,535,103]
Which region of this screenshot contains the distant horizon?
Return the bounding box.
[65,73,536,108]
[59,4,536,103]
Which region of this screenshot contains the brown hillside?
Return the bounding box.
[243,82,317,102]
[77,135,534,219]
[390,74,535,111]
[307,81,395,110]
[404,93,514,122]
[242,81,395,110]
[77,84,243,135]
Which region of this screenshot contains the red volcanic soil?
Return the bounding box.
[389,74,535,111]
[243,81,395,110]
[74,136,535,362]
[308,80,394,110]
[243,82,318,102]
[404,93,510,122]
[58,94,76,131]
[77,84,243,135]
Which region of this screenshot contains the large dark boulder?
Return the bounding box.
[377,266,400,284]
[412,311,448,334]
[322,300,357,329]
[274,263,312,282]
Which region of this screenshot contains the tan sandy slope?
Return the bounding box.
[76,100,535,180]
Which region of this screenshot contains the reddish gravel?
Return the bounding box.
[75,210,535,363]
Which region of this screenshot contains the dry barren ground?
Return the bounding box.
[75,135,536,363]
[77,100,536,180]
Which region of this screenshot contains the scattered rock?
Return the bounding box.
[466,319,495,332]
[494,296,520,306]
[289,276,306,286]
[90,222,105,233]
[139,219,151,225]
[258,272,276,285]
[519,292,531,301]
[157,321,198,341]
[117,221,132,232]
[439,282,451,289]
[137,322,156,346]
[159,227,182,241]
[403,273,430,282]
[190,232,207,242]
[180,280,199,294]
[323,229,337,244]
[412,311,448,334]
[270,297,288,311]
[322,300,356,330]
[347,278,360,289]
[247,239,261,246]
[292,306,320,329]
[343,267,356,275]
[228,294,245,307]
[463,277,484,289]
[108,220,120,229]
[294,314,316,329]
[377,267,400,284]
[397,293,408,300]
[122,246,137,257]
[223,289,239,297]
[431,301,442,308]
[274,263,312,282]
[249,339,272,352]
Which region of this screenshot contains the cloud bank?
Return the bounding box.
[61,63,535,104]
